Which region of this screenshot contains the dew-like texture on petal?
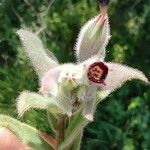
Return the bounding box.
[75,15,110,62]
[17,29,58,78]
[99,62,149,91]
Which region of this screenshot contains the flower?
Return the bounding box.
[16,11,148,122]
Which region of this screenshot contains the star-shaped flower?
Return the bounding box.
[16,10,148,122]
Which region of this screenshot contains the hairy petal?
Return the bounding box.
[40,66,62,96]
[16,91,62,117]
[58,111,87,150]
[96,90,111,104]
[75,15,110,62]
[99,62,149,91]
[17,29,58,78]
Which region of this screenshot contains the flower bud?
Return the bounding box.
[98,0,110,7]
[75,15,110,62]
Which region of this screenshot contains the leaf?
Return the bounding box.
[0,115,53,150]
[75,15,110,62]
[0,127,32,149]
[98,62,149,92]
[123,137,135,150]
[17,29,58,78]
[16,91,62,117]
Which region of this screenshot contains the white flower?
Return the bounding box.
[16,13,148,122]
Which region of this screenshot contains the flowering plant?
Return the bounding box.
[0,1,148,150]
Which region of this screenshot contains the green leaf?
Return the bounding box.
[0,115,53,150]
[123,137,135,150]
[75,15,110,62]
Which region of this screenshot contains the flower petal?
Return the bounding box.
[40,66,61,96]
[75,15,110,62]
[17,29,58,78]
[98,62,149,91]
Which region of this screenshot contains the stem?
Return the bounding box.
[70,129,83,150]
[57,115,66,145]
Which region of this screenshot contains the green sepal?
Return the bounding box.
[70,129,83,150]
[47,111,58,134]
[17,91,63,117]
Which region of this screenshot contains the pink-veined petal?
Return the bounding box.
[98,62,149,91]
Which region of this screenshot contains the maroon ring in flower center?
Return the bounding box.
[87,61,108,84]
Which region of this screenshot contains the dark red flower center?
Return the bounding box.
[87,61,108,84]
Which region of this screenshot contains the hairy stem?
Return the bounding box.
[70,129,83,150]
[57,115,66,145]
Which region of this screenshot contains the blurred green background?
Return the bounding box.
[0,0,150,149]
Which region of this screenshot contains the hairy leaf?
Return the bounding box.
[0,115,53,150]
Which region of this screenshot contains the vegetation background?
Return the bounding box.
[0,0,150,149]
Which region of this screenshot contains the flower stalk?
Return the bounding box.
[57,115,66,145]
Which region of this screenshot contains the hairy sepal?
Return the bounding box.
[17,29,58,78]
[58,90,110,149]
[58,111,87,150]
[96,90,111,104]
[75,15,110,62]
[16,91,63,117]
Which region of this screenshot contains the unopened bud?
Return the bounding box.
[98,0,110,7]
[75,15,111,61]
